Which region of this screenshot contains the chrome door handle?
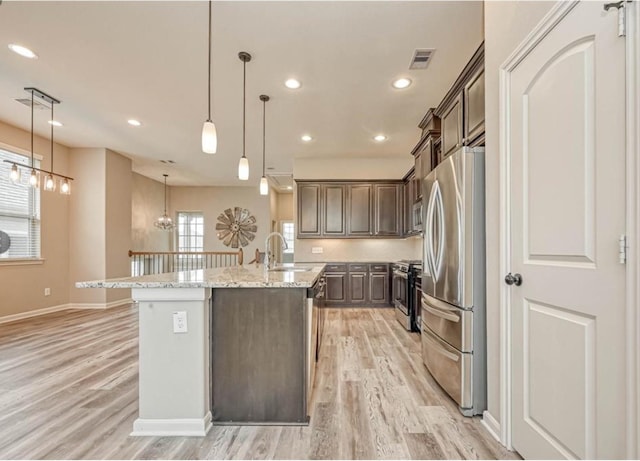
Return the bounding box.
[504,273,523,286]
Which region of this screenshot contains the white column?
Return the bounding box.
[130,287,211,437]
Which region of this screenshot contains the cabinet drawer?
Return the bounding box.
[348,264,368,272]
[368,263,388,273]
[325,263,347,272]
[421,293,473,352]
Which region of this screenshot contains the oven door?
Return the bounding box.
[392,269,408,311]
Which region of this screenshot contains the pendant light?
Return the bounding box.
[259,94,269,196]
[201,0,217,154]
[154,174,175,230]
[237,51,251,180]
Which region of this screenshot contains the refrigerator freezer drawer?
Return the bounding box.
[421,324,473,409]
[421,293,473,353]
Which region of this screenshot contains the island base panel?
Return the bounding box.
[211,287,307,424]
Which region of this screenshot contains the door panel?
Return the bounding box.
[508,2,626,458]
[348,272,366,304]
[441,95,462,158]
[297,184,321,237]
[347,185,373,236]
[369,272,389,305]
[374,184,402,236]
[323,185,346,236]
[325,273,346,304]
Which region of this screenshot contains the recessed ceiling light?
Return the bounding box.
[286,186,293,190]
[392,78,412,89]
[374,134,387,142]
[301,134,313,142]
[48,120,63,127]
[285,79,302,89]
[8,44,38,59]
[127,119,142,126]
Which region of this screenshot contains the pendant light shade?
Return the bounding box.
[60,178,71,195]
[202,0,217,154]
[238,51,251,180]
[154,174,175,231]
[259,94,270,196]
[259,176,269,195]
[44,173,56,192]
[238,156,249,180]
[202,120,217,154]
[10,163,20,183]
[29,169,39,188]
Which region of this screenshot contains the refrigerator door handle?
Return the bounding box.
[424,182,438,278]
[433,182,445,276]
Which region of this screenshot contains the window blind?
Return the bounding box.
[0,148,41,259]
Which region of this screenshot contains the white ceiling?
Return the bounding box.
[0,1,483,186]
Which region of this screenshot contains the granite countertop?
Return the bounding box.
[75,263,326,289]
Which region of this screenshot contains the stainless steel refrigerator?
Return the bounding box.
[421,146,486,416]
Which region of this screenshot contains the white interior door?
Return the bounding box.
[507,2,627,459]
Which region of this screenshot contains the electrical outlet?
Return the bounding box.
[172,311,188,333]
[312,247,323,254]
[44,288,51,296]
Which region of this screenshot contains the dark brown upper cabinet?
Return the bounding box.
[434,42,484,163]
[463,66,485,147]
[373,184,402,236]
[297,183,321,237]
[347,184,373,236]
[322,184,346,236]
[440,93,463,159]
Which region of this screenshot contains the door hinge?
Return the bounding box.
[619,234,628,264]
[604,0,631,37]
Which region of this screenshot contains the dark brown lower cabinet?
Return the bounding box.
[349,272,367,304]
[324,263,391,307]
[325,272,347,304]
[369,272,390,306]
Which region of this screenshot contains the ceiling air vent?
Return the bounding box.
[160,160,176,164]
[14,97,50,110]
[409,49,435,70]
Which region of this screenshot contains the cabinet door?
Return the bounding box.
[322,184,346,236]
[325,273,347,304]
[347,185,373,236]
[441,94,463,159]
[348,272,367,305]
[463,67,485,146]
[374,184,402,236]
[420,139,433,179]
[297,184,321,237]
[369,273,389,306]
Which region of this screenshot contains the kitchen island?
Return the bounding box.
[76,263,325,436]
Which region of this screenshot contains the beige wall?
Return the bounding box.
[131,173,171,252]
[105,149,132,303]
[68,148,132,305]
[0,119,71,317]
[484,0,554,424]
[277,193,293,222]
[169,186,272,260]
[294,157,412,180]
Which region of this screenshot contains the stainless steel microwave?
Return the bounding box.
[412,200,423,232]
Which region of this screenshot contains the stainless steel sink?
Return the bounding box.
[268,267,311,272]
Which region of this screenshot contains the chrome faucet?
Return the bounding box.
[264,232,288,269]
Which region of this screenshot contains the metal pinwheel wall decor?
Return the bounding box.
[215,207,257,248]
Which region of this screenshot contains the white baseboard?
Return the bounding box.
[0,303,72,325]
[130,412,212,437]
[67,298,132,310]
[481,410,502,444]
[0,298,133,325]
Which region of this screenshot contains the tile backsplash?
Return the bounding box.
[294,236,422,262]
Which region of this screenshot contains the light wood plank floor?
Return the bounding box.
[0,305,518,460]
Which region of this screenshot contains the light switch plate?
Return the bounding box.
[173,311,188,333]
[312,247,323,254]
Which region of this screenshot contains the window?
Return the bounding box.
[282,222,294,254]
[177,212,204,252]
[0,148,41,260]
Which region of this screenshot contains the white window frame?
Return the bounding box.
[176,211,204,253]
[0,143,43,265]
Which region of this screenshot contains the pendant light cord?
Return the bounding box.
[30,89,34,169]
[242,59,246,159]
[163,175,168,214]
[262,98,266,176]
[207,0,212,122]
[50,102,54,173]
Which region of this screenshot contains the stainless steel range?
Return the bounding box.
[392,260,421,331]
